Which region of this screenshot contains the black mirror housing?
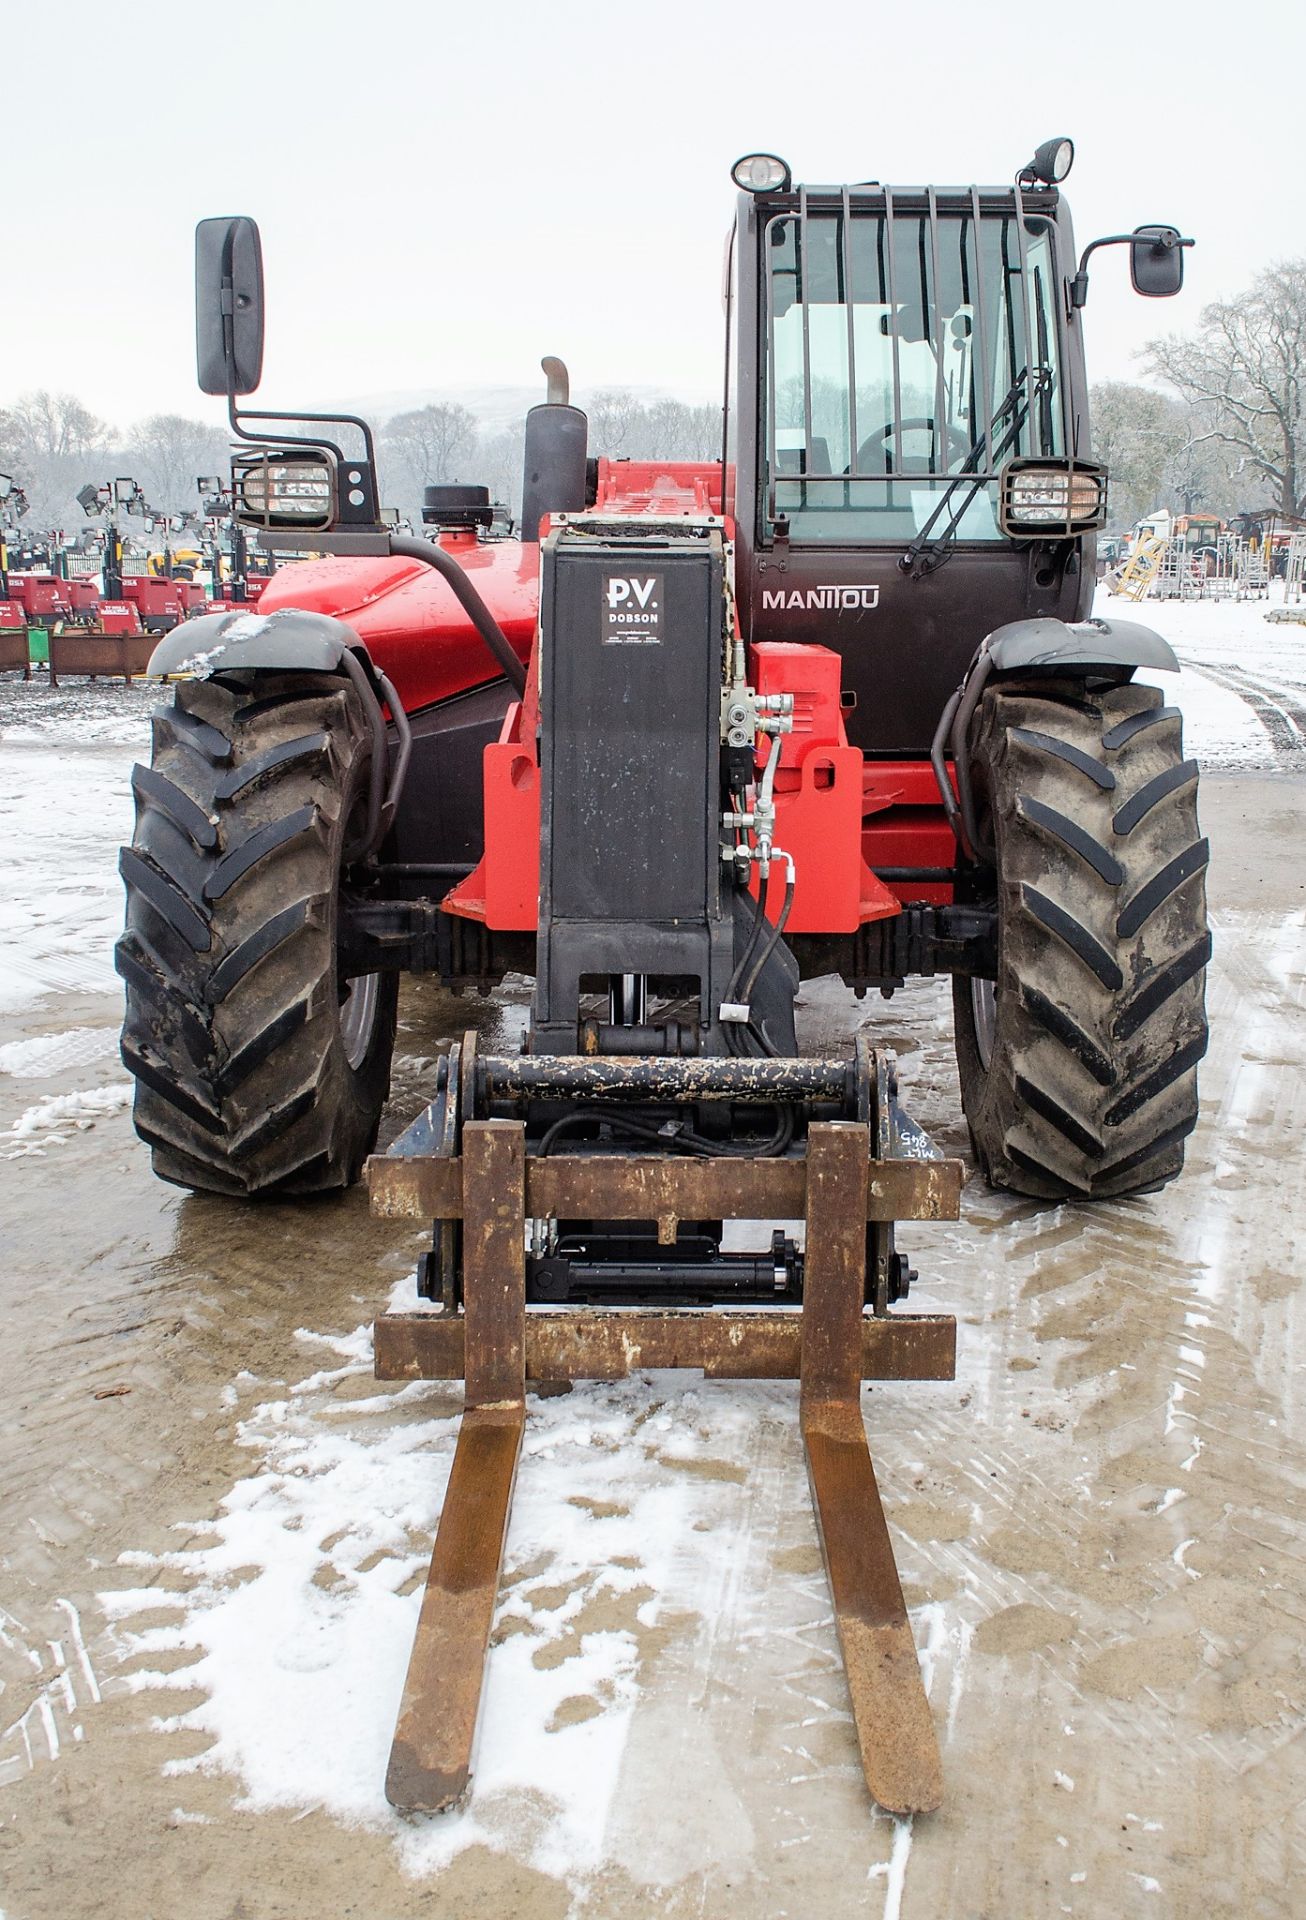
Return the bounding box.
[195,216,265,396]
[1130,224,1186,298]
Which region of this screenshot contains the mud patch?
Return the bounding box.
[973,1603,1077,1656]
[1080,1634,1203,1699]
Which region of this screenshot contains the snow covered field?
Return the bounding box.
[1,588,1303,1917]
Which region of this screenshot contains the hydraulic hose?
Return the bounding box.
[536,1101,795,1160]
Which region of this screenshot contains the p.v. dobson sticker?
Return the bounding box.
[603,573,663,644]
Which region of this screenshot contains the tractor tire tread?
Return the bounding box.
[953,680,1208,1201]
[118,672,397,1197]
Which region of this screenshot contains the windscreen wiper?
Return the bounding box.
[899,365,1053,581]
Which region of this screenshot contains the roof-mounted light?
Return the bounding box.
[731,152,792,193]
[1018,136,1074,188]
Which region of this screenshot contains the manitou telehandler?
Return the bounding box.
[118,139,1206,1817]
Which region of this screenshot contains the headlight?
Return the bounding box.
[999,460,1106,536]
[233,450,337,529]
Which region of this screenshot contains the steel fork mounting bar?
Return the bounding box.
[374,1118,956,1817]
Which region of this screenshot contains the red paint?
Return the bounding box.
[0,601,25,629]
[65,579,101,620]
[122,578,187,622]
[591,458,725,519]
[97,601,144,636]
[862,762,958,905]
[7,575,72,621]
[442,641,542,929]
[750,643,900,930]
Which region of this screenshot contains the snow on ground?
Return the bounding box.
[2,1084,132,1159]
[0,677,159,748]
[101,1328,792,1885]
[0,741,137,1017]
[1092,581,1306,772]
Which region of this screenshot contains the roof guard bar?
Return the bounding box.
[841,185,858,501]
[884,185,903,479]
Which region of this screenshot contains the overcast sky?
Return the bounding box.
[3,0,1300,432]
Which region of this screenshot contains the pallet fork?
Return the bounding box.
[370,1037,961,1817]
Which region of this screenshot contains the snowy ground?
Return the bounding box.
[0,589,1303,1917]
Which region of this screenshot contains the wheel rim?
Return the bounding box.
[340,971,379,1071]
[971,977,997,1074]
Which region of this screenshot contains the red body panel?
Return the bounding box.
[592,460,724,517]
[751,644,900,930]
[258,531,539,715]
[0,601,25,629]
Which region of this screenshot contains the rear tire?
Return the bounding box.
[953,678,1209,1200]
[117,670,398,1196]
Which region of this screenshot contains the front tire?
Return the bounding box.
[117,670,398,1196]
[953,678,1209,1200]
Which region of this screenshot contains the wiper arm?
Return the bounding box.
[899,365,1052,581]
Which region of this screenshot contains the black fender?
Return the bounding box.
[933,616,1180,861]
[146,604,363,678]
[147,606,411,857]
[984,614,1178,676]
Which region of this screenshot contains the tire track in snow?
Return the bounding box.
[1191,662,1306,767]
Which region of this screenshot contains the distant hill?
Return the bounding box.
[332,382,716,430]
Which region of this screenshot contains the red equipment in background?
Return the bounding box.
[7,575,74,625]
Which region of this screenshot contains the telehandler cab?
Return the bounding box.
[118,139,1205,1816]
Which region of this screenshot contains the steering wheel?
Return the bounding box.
[852,417,971,474]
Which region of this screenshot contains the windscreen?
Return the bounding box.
[764,193,1065,543]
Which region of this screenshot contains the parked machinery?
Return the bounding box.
[118,140,1205,1816]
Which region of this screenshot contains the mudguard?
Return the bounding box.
[984,614,1178,676]
[146,605,365,679]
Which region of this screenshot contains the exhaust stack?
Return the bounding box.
[521,356,587,543]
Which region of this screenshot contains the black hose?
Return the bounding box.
[724,865,768,1007]
[388,534,527,696]
[738,876,796,1009]
[537,1100,795,1160]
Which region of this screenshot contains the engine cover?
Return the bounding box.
[532,516,734,1050]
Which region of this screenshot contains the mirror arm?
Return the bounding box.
[1068,233,1133,309]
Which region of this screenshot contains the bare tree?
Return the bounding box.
[1089,382,1190,526]
[1147,259,1306,519]
[641,398,721,460]
[476,424,526,519]
[380,402,480,518]
[129,413,230,517]
[0,390,114,526]
[586,389,646,457]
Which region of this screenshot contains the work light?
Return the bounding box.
[999,460,1105,535]
[1019,136,1074,187]
[233,449,337,529]
[731,153,792,193]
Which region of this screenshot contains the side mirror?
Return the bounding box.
[195,215,265,397]
[1069,224,1193,308]
[1130,224,1186,298]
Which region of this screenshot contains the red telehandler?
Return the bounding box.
[118,138,1206,1816]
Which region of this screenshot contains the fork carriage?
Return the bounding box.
[369,1038,961,1815]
